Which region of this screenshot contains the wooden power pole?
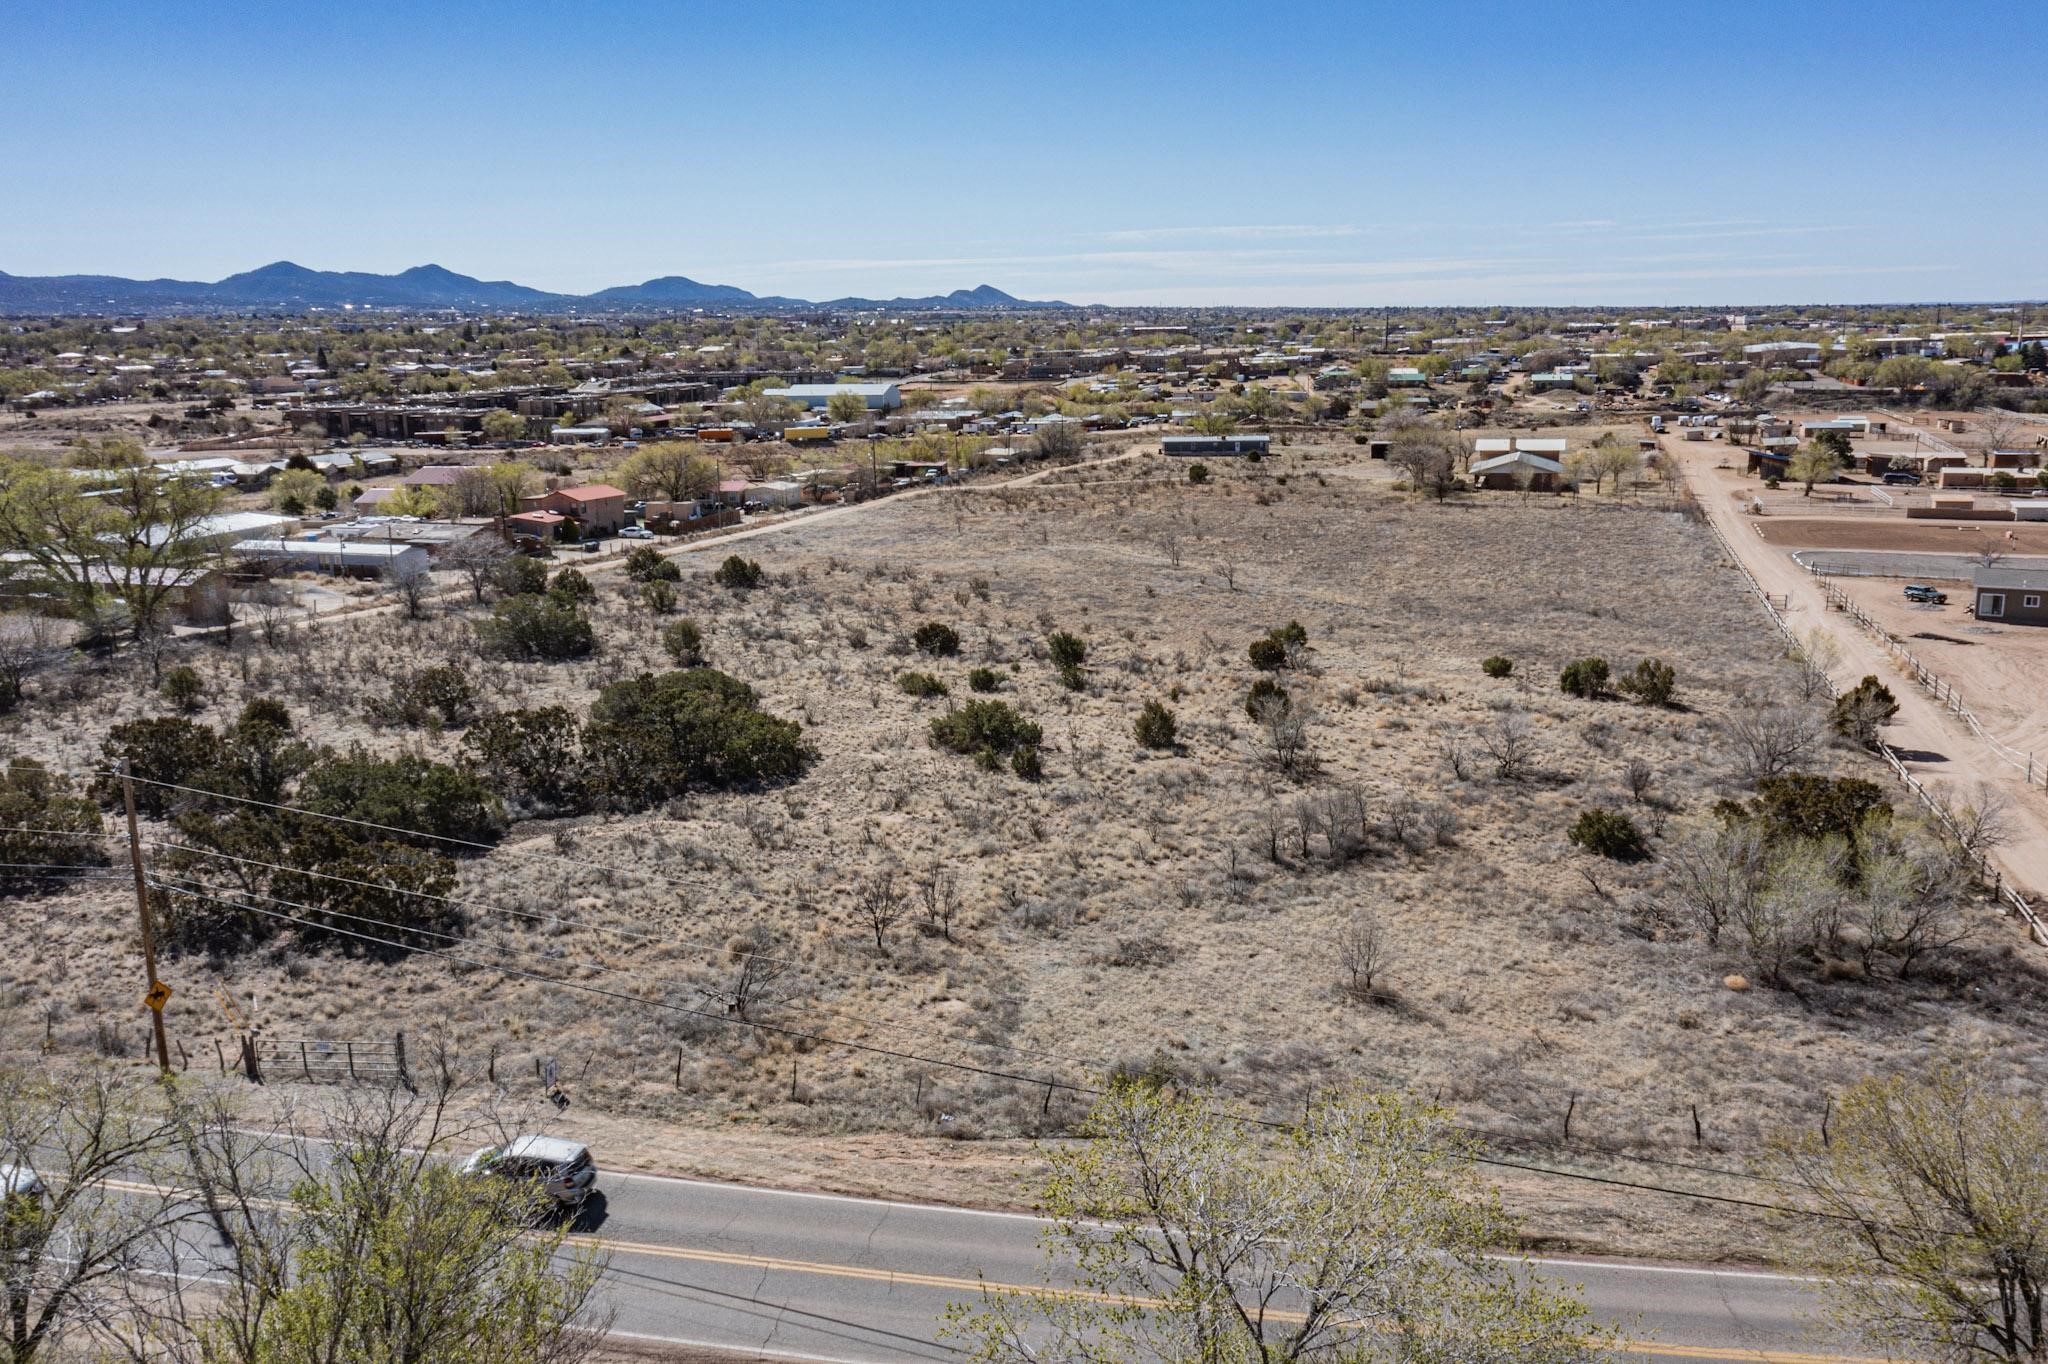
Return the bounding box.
[119,759,172,1076]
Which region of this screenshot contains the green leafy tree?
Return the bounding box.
[492,553,549,598]
[161,664,205,712]
[1770,1063,2048,1363]
[0,761,106,894]
[477,596,596,661]
[0,456,223,654]
[712,555,764,590]
[547,566,595,604]
[96,716,222,816]
[457,706,587,815]
[1558,656,1611,699]
[583,669,811,808]
[1615,658,1677,706]
[826,389,869,425]
[1786,441,1845,497]
[1831,675,1899,748]
[945,1084,1612,1364]
[1568,807,1649,860]
[661,618,706,667]
[929,699,1041,758]
[618,442,717,502]
[480,407,528,442]
[912,621,961,656]
[1481,655,1514,678]
[898,671,949,698]
[295,750,507,849]
[1134,700,1178,750]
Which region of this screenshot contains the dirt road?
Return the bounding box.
[1664,436,2048,911]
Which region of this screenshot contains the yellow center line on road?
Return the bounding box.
[571,1233,1892,1364]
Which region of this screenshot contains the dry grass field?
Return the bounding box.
[7,440,2048,1255]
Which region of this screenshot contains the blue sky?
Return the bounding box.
[5,1,2043,305]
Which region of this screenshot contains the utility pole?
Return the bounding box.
[120,758,172,1076]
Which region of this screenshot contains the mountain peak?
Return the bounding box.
[0,262,1075,314]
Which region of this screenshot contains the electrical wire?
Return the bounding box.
[153,876,1848,1224]
[39,762,1825,1196]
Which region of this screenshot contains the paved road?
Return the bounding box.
[570,1171,1865,1363]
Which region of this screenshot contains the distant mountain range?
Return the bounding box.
[0,261,1074,316]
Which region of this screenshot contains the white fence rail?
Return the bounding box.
[1693,497,2046,943]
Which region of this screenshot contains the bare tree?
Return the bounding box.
[1661,820,1768,946]
[1939,780,2011,858]
[855,867,906,955]
[0,1065,191,1364]
[914,859,963,941]
[1726,704,1821,782]
[714,924,795,1022]
[1854,823,1969,979]
[139,1084,610,1364]
[1478,708,1534,781]
[440,532,513,605]
[1252,694,1314,779]
[1787,629,1840,702]
[0,614,64,714]
[1389,427,1461,502]
[1157,533,1183,569]
[1623,755,1656,804]
[1335,909,1391,1001]
[385,556,433,621]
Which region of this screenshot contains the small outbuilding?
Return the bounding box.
[1972,566,2048,627]
[1162,434,1271,457]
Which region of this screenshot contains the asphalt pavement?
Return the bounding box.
[568,1170,1872,1364]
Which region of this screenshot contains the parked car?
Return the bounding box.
[1903,584,1948,604]
[619,526,655,539]
[1,1163,45,1207]
[459,1135,596,1207]
[1881,471,1923,486]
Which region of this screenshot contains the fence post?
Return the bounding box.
[393,1031,409,1091]
[214,1038,226,1074]
[300,1040,310,1078]
[345,1041,356,1080]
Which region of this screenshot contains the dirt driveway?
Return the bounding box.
[1666,436,2048,911]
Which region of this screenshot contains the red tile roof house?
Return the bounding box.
[520,484,628,535]
[504,510,568,542]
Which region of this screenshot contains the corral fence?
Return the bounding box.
[1811,573,2048,794]
[1790,550,2048,583]
[1692,499,2046,943]
[233,1033,414,1090]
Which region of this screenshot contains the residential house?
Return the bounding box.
[1471,451,1566,491]
[521,483,628,534]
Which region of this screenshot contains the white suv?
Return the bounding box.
[460,1135,597,1207]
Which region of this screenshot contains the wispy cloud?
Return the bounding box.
[1088,224,1362,243]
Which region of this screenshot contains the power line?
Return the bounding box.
[153,877,1845,1224]
[48,767,1811,1193]
[144,871,1109,1074]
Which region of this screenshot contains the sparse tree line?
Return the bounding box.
[0,1066,607,1364]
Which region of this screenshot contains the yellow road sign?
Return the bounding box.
[144,981,171,1011]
